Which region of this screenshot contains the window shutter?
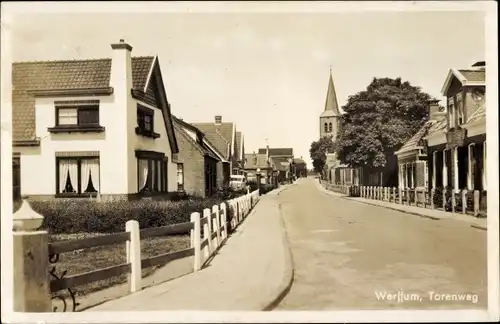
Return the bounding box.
[415,161,426,188]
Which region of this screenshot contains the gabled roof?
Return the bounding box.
[234,131,244,161]
[244,153,271,170]
[271,156,291,172]
[320,71,341,117]
[395,121,436,155]
[257,148,294,156]
[12,56,179,154]
[191,122,235,160]
[440,67,485,96]
[293,157,306,165]
[172,118,219,161]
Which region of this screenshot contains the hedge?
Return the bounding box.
[27,196,235,234]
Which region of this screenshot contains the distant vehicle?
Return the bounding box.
[229,174,247,190]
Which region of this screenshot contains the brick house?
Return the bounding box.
[395,99,447,190]
[11,39,180,201]
[423,61,486,207]
[172,116,222,197]
[192,116,238,187]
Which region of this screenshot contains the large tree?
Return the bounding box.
[309,135,336,173]
[335,77,431,169]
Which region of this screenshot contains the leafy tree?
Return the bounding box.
[335,77,431,169]
[309,135,336,173]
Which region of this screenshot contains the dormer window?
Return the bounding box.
[136,104,160,139]
[48,100,104,133]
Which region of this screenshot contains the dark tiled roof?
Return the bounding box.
[293,158,306,165]
[244,153,270,169]
[271,156,291,172]
[12,57,154,142]
[458,69,485,82]
[257,148,294,156]
[173,121,219,161]
[191,122,234,160]
[397,121,436,154]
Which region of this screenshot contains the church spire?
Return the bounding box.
[323,68,340,115]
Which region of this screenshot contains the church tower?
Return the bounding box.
[319,69,341,139]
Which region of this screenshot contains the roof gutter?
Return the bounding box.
[13,139,40,147]
[28,87,113,97]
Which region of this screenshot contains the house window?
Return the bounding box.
[448,97,455,128]
[457,93,464,125]
[137,105,154,132]
[56,100,100,126]
[56,157,100,196]
[137,152,167,193]
[177,163,184,191]
[13,157,21,200]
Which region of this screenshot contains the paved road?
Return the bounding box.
[274,178,487,310]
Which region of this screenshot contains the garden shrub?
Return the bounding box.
[30,196,236,234]
[214,185,247,200]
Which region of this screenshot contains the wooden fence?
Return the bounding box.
[34,189,261,312]
[320,180,486,218]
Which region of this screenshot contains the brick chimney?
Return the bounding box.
[428,99,446,122]
[214,115,222,125]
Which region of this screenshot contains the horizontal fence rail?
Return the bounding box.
[321,180,487,218]
[39,188,262,312]
[48,232,130,255]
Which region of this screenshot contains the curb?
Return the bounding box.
[470,224,487,231]
[259,202,295,311]
[341,196,442,220]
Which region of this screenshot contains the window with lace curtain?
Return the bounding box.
[177,163,184,191]
[56,157,100,196]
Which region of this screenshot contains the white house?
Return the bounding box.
[12,39,180,200]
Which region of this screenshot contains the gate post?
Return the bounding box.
[13,200,52,312]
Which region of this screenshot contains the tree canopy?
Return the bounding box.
[309,135,336,173]
[334,77,431,168]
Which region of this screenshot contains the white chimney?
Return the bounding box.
[110,39,133,100]
[215,115,222,125]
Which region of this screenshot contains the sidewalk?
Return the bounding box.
[86,194,293,311]
[315,181,487,231]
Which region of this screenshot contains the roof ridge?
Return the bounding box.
[13,56,154,65]
[13,58,112,65]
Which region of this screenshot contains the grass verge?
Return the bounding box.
[49,233,190,298]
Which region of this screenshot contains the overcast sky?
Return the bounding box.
[9,8,486,168]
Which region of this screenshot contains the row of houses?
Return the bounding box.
[243,147,307,185]
[395,61,486,195]
[11,39,247,200]
[322,60,487,201]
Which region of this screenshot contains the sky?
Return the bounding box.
[9,9,486,168]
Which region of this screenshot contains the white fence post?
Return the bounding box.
[203,208,212,260]
[220,203,228,240]
[461,189,467,214]
[125,220,142,293]
[212,204,221,247]
[190,212,201,271]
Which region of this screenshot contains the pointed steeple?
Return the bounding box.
[321,69,340,117]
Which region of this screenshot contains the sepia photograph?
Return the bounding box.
[1,1,498,323]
